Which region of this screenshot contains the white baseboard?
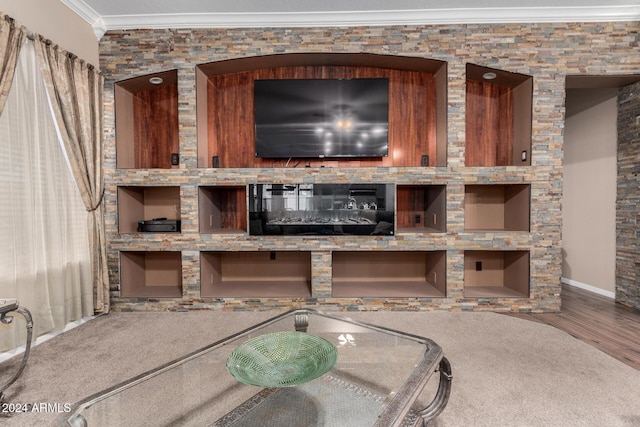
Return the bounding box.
[561,277,615,299]
[0,315,97,364]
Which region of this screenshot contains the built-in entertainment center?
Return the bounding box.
[108,50,541,311]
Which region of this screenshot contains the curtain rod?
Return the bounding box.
[2,12,98,71]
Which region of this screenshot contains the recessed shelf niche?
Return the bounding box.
[196,53,447,168]
[115,70,179,169]
[464,184,530,232]
[332,251,446,297]
[198,186,247,234]
[200,251,312,298]
[120,251,182,298]
[117,186,180,234]
[465,64,532,167]
[464,250,529,298]
[397,185,446,233]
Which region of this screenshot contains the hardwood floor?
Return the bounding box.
[506,284,640,371]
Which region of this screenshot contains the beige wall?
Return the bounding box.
[563,91,618,295]
[0,0,98,65]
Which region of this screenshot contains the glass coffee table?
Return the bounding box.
[60,310,451,426]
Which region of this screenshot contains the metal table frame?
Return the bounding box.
[0,300,33,403]
[61,309,451,427]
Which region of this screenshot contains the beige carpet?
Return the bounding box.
[1,310,639,426]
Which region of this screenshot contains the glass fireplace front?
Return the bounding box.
[249,183,394,236]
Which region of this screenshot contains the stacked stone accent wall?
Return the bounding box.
[617,81,640,310]
[99,22,640,312]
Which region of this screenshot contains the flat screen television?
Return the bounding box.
[254,78,389,159]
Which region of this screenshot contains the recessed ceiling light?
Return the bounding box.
[149,76,164,85]
[482,72,497,80]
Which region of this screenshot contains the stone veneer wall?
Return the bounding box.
[617,80,640,310]
[99,22,640,313]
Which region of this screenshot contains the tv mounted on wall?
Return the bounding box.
[254,78,389,159]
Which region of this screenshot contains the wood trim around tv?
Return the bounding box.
[197,54,446,168]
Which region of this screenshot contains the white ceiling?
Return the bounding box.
[60,0,640,38]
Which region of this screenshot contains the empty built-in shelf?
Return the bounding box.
[332,251,446,297]
[115,70,179,169]
[120,251,182,298]
[465,63,532,167]
[200,251,312,298]
[464,250,529,298]
[117,186,181,233]
[198,186,247,233]
[397,185,446,233]
[465,184,530,232]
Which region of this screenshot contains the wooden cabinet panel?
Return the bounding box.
[115,70,179,169]
[397,186,426,228]
[465,64,532,167]
[133,83,179,168]
[389,69,437,167]
[466,80,513,167]
[208,73,254,168]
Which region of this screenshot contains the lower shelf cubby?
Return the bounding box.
[120,251,183,298]
[463,250,530,298]
[200,251,312,298]
[332,251,446,297]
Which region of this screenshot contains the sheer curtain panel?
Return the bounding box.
[0,40,93,352]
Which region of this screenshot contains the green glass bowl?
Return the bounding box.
[226,331,338,387]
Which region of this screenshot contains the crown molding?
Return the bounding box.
[60,0,100,22]
[59,0,106,38]
[60,2,640,39]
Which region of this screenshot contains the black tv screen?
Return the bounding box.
[254,78,389,159]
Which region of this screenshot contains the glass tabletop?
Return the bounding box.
[60,310,450,427]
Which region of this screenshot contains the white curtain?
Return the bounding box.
[0,40,93,352]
